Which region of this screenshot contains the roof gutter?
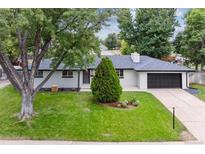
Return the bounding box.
[135,70,196,72]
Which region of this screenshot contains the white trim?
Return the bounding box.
[143,72,188,89]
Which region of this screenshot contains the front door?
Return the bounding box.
[83,70,90,84]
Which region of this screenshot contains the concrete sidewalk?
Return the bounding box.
[0,80,10,89]
[149,89,205,142]
[0,140,203,145]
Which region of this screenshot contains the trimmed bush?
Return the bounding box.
[91,57,122,103]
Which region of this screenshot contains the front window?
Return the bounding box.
[35,71,43,78]
[62,70,73,78]
[116,69,124,79]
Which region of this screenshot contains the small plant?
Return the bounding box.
[129,98,140,103]
[132,102,139,107]
[128,98,140,107]
[129,98,137,104]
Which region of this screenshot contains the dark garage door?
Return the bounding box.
[148,73,182,88]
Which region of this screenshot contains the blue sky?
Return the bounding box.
[97,8,190,40]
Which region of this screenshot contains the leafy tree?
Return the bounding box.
[3,38,19,63]
[117,9,177,58]
[180,9,205,70]
[91,57,122,103]
[117,9,135,47]
[104,33,119,50]
[120,40,132,55]
[173,32,183,54]
[0,9,111,120]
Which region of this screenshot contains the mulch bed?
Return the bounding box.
[102,102,138,109]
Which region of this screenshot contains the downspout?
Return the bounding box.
[186,72,188,88]
[77,69,80,92]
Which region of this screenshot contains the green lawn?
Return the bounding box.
[191,84,205,101]
[0,86,185,141]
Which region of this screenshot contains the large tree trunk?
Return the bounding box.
[201,64,204,71]
[20,91,34,120]
[195,64,199,71]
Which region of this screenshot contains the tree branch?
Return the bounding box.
[0,51,23,91]
[33,51,67,95]
[30,27,42,82]
[18,30,31,91]
[35,36,52,68]
[31,13,80,82]
[56,15,78,34]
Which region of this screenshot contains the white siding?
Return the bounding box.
[88,70,139,88]
[187,72,190,87]
[79,71,83,87]
[182,72,187,89]
[34,71,80,88]
[119,70,138,87]
[135,72,140,87]
[34,70,188,90]
[89,70,139,88]
[138,72,147,89]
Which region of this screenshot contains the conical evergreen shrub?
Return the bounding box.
[91,57,122,103]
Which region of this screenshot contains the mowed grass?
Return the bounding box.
[0,86,185,141]
[191,84,205,102]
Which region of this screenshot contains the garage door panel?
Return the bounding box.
[148,73,182,88]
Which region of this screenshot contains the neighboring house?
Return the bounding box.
[99,43,108,51]
[100,43,121,56]
[0,66,7,80]
[101,50,121,56]
[27,52,194,91]
[161,53,185,65]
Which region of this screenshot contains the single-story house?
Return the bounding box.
[32,53,194,90]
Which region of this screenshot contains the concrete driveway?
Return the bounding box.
[149,89,205,142]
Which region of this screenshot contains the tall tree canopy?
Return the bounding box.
[173,32,183,54]
[104,33,119,50]
[178,9,205,70]
[117,9,135,51]
[117,9,177,58]
[0,9,111,120]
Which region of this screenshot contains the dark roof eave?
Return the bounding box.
[17,68,195,72]
[30,68,134,71]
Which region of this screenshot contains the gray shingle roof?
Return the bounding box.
[133,56,193,72]
[88,55,193,72]
[35,55,193,72]
[28,59,79,70]
[88,55,135,69]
